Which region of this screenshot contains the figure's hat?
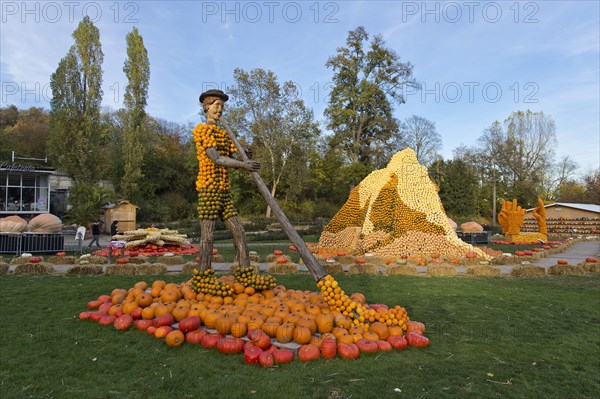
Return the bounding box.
[199,89,229,103]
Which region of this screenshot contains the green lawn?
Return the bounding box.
[1,274,599,399]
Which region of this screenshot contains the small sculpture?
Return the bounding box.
[498,197,547,242]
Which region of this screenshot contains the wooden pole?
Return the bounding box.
[220,119,327,281]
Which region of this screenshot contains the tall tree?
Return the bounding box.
[121,27,150,202]
[48,16,105,183]
[396,115,442,166]
[227,68,321,218]
[475,111,558,208]
[2,107,50,161]
[429,158,477,217]
[324,26,418,171]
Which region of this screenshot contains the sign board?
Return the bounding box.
[108,240,127,248]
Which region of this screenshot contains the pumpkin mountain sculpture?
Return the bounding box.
[318,149,488,259]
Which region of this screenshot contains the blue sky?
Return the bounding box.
[1,0,599,174]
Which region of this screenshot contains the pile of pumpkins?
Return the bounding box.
[0,214,62,233]
[80,275,429,366]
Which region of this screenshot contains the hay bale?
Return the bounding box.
[14,262,54,275]
[321,261,343,274]
[67,265,104,275]
[47,255,76,264]
[511,266,546,277]
[182,262,198,275]
[364,255,386,267]
[384,265,418,276]
[105,264,137,275]
[267,263,298,274]
[581,262,600,273]
[76,256,107,264]
[0,264,9,274]
[466,266,501,276]
[161,255,185,265]
[10,256,32,265]
[249,253,260,263]
[426,265,458,277]
[136,263,168,275]
[547,265,586,276]
[491,255,515,265]
[212,254,225,263]
[335,255,355,265]
[127,257,147,264]
[348,263,379,275]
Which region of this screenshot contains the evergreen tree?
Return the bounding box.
[48,16,105,183]
[121,27,150,202]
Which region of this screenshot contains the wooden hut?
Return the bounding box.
[523,203,599,235]
[103,200,139,234]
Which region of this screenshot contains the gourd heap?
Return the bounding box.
[79,272,429,365]
[113,227,190,248]
[319,149,488,259]
[192,123,238,221]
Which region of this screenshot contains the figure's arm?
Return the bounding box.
[206,147,260,172]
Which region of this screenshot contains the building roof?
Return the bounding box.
[526,202,600,213]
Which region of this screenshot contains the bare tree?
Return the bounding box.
[395,115,442,166]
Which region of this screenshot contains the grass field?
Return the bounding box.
[1,273,599,399]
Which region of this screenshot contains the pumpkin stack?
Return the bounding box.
[318,149,489,260]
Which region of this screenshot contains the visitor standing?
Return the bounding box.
[110,220,119,237]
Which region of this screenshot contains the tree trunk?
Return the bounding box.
[198,219,216,271]
[265,184,277,219]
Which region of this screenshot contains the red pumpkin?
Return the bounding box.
[386,335,408,350]
[274,250,283,256]
[275,256,288,264]
[134,319,153,331]
[298,344,320,362]
[356,338,379,353]
[406,320,426,333]
[259,351,275,367]
[244,345,263,364]
[336,250,347,257]
[178,316,201,333]
[87,300,101,310]
[355,257,366,264]
[89,311,105,322]
[28,257,42,263]
[153,314,175,328]
[99,315,117,326]
[406,332,430,347]
[337,343,360,359]
[217,337,245,354]
[116,257,129,264]
[114,314,133,330]
[465,251,477,259]
[185,329,207,345]
[272,348,295,364]
[212,248,218,255]
[586,257,598,263]
[200,333,222,349]
[289,245,296,251]
[79,311,91,320]
[321,338,337,359]
[557,259,568,265]
[130,307,142,320]
[376,340,393,351]
[250,329,271,349]
[56,252,66,256]
[146,326,157,336]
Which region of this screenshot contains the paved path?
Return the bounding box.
[532,241,599,268]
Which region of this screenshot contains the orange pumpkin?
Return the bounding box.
[165,330,185,347]
[369,322,390,340]
[231,322,248,338]
[293,325,313,344]
[276,323,295,343]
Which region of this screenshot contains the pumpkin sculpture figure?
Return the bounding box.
[193,89,261,271]
[498,197,547,243]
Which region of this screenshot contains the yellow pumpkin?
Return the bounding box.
[28,214,62,233]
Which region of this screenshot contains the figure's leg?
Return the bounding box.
[225,216,250,268]
[198,219,216,271]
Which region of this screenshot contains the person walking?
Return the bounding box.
[89,221,101,247]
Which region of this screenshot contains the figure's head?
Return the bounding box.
[199,89,229,122]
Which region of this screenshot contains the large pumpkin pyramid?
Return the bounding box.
[318,149,488,259]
